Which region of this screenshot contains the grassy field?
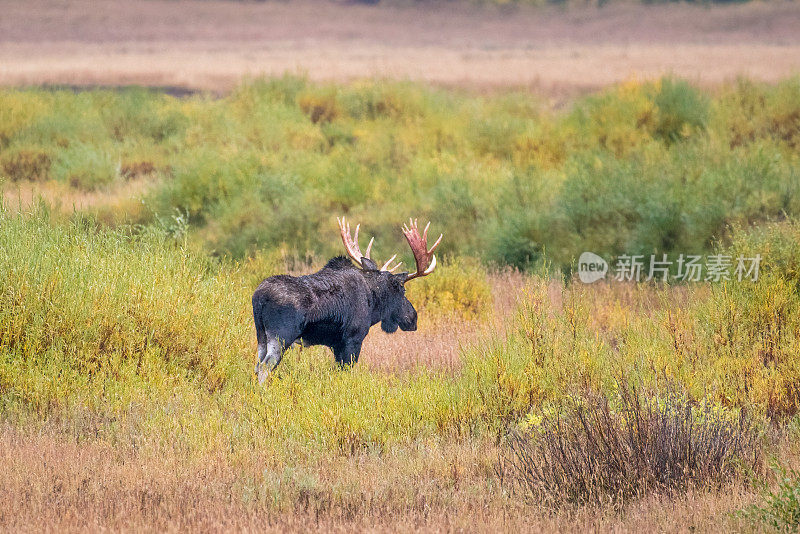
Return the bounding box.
[1,207,799,531]
[1,75,800,531]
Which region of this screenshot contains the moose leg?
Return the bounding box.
[334,339,363,368]
[253,302,304,384]
[255,343,267,375]
[256,337,285,385]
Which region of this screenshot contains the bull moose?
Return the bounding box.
[252,217,442,383]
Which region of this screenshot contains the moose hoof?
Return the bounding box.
[257,367,271,385]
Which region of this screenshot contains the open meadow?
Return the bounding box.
[2,0,800,92]
[2,1,800,532]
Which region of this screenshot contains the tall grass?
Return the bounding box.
[0,207,499,458]
[2,206,800,531]
[2,208,798,455]
[0,207,250,414]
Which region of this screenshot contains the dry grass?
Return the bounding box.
[0,422,764,533]
[1,1,799,93]
[502,382,763,507]
[1,176,155,223]
[362,270,529,372]
[0,421,515,532]
[4,43,800,95]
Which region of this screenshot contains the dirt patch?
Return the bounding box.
[1,0,799,93]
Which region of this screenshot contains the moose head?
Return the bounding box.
[337,216,443,334]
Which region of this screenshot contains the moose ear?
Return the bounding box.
[393,272,410,284]
[360,257,379,271]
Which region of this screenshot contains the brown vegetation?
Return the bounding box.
[0,420,770,532]
[1,1,799,93]
[502,382,763,507]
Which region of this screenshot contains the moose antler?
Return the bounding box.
[402,218,443,281]
[337,216,373,267]
[337,216,403,272]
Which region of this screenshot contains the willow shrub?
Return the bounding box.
[2,77,800,270]
[0,206,252,414]
[2,209,799,463]
[405,256,492,320]
[0,208,494,458]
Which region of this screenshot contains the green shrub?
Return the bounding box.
[153,149,257,221]
[461,337,545,433]
[766,78,800,150]
[297,90,340,124]
[653,77,709,143]
[99,88,187,143]
[0,208,250,411]
[0,90,50,148]
[405,257,492,320]
[697,221,800,421]
[483,171,554,269]
[571,80,656,157]
[1,77,799,270]
[727,219,800,290]
[338,81,425,120]
[743,464,800,531]
[51,143,119,190]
